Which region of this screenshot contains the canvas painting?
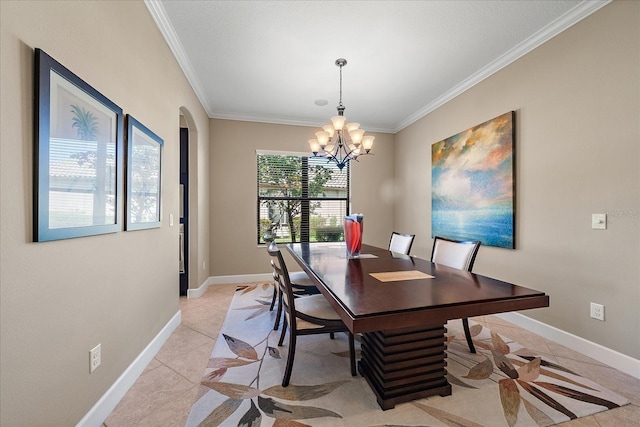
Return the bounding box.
[432,111,515,249]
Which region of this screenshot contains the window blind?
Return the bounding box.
[257,153,349,244]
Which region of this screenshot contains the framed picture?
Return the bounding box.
[34,48,123,242]
[125,115,163,230]
[431,111,515,249]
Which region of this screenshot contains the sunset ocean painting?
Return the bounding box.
[431,112,515,248]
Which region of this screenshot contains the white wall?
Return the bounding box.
[394,1,639,359]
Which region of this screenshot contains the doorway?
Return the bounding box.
[179,127,189,296]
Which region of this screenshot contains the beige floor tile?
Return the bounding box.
[141,358,162,374]
[106,284,237,426]
[104,364,194,426]
[556,415,600,426]
[124,385,200,427]
[155,324,214,363]
[593,403,640,426]
[161,340,216,384]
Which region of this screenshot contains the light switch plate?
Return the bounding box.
[592,213,606,230]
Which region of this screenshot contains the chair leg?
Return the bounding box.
[348,332,356,376]
[273,289,283,331]
[329,332,335,339]
[462,318,476,354]
[282,328,297,387]
[278,316,288,346]
[269,283,276,311]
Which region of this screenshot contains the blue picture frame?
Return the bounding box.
[34,48,123,242]
[125,115,163,231]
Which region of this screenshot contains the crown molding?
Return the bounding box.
[210,111,394,134]
[211,111,329,129]
[393,0,612,133]
[144,0,214,116]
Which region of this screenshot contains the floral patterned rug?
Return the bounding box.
[186,284,629,426]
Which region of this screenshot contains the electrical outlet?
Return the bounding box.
[591,213,607,230]
[590,302,605,321]
[90,343,101,373]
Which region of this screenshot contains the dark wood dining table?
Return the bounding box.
[286,242,549,410]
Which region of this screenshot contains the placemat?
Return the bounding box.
[352,253,378,259]
[369,270,434,282]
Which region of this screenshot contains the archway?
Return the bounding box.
[179,107,200,295]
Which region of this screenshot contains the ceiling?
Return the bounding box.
[146,0,608,133]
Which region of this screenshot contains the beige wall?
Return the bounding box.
[0,1,210,425]
[394,1,639,359]
[209,119,395,276]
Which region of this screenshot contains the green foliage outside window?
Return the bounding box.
[257,154,349,244]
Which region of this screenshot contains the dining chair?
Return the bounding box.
[263,231,320,330]
[389,231,416,255]
[267,242,357,387]
[270,264,321,330]
[431,236,481,353]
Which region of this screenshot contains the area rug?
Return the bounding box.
[186,284,629,426]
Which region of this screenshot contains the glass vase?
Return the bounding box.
[344,214,364,258]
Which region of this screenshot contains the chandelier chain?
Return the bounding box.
[338,62,343,108]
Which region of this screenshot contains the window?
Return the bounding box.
[257,152,349,244]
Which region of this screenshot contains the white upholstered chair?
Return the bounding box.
[431,236,481,353]
[267,242,356,386]
[388,232,416,255]
[270,267,319,331]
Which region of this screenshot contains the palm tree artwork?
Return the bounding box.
[70,104,110,225]
[70,105,99,141]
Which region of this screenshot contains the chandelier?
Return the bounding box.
[308,58,374,170]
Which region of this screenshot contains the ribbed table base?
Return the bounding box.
[358,324,452,410]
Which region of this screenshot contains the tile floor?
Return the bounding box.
[105,283,640,426]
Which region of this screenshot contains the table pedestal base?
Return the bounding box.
[358,324,452,410]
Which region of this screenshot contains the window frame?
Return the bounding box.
[256,150,350,245]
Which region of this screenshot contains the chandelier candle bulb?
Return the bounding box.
[362,135,375,152]
[331,115,346,130]
[350,128,365,145]
[308,139,320,154]
[315,131,330,146]
[346,122,360,132]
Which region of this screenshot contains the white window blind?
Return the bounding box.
[257,153,349,244]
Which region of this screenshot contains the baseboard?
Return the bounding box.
[187,273,273,298]
[497,312,640,380]
[76,310,182,427]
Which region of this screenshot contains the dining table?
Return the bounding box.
[286,242,549,410]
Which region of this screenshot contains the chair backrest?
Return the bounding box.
[431,236,481,271]
[267,242,296,315]
[389,232,416,255]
